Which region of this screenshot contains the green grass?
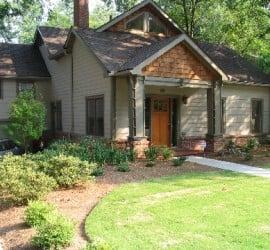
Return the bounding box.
[85,172,270,249]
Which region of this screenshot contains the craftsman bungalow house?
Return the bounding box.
[0,0,270,155]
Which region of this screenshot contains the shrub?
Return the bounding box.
[85,240,112,250]
[145,146,159,162]
[172,157,187,167]
[117,162,130,172]
[32,214,75,249]
[0,154,56,205]
[160,146,173,160]
[242,138,259,160]
[91,166,105,177]
[25,201,56,227]
[145,161,155,168]
[38,155,96,188]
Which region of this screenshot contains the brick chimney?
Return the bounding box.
[74,0,89,28]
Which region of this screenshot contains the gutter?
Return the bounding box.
[223,80,270,87]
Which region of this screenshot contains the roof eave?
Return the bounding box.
[223,80,270,87]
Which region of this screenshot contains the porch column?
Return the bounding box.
[207,80,223,152]
[128,75,148,158]
[128,75,145,138]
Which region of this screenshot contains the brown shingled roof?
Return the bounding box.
[0,43,50,79]
[39,26,270,84]
[38,26,69,58]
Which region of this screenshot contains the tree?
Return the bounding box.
[5,91,46,153]
[89,4,117,28]
[102,0,140,12]
[46,0,73,28]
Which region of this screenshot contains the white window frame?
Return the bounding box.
[125,11,167,34]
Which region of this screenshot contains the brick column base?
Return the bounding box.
[206,135,225,153]
[129,137,150,159]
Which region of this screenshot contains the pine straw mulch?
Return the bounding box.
[0,161,217,250]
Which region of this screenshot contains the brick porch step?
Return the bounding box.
[174,149,205,157]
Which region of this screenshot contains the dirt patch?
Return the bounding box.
[0,161,216,250]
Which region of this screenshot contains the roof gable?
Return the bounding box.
[130,34,228,81]
[96,0,182,35]
[0,43,50,79]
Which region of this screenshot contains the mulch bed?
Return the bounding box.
[0,161,216,250]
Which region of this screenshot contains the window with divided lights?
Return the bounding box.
[51,101,62,131]
[86,95,104,137]
[221,98,226,134]
[251,99,263,134]
[126,12,166,34]
[0,81,3,99]
[17,82,34,92]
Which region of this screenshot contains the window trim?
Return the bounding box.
[51,100,62,132]
[86,95,105,137]
[16,80,35,94]
[125,11,167,35]
[221,97,226,134]
[251,98,263,134]
[0,80,3,99]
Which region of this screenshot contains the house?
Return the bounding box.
[0,0,270,156]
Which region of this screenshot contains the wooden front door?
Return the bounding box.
[151,97,170,146]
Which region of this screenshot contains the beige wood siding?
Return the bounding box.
[0,79,51,138]
[39,45,72,132]
[144,86,208,137]
[115,77,129,140]
[222,85,270,135]
[0,80,16,120]
[72,38,112,137]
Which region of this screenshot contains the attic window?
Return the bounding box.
[126,13,144,31]
[126,12,166,34]
[148,14,166,34]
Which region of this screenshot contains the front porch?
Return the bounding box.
[113,75,223,156]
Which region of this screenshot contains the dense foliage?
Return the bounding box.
[25,201,75,249]
[25,201,56,228]
[0,154,56,205]
[5,91,46,152]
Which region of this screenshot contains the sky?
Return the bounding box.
[89,0,104,12]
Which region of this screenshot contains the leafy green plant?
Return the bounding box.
[0,154,56,205]
[242,138,259,160]
[38,155,96,188]
[117,162,130,172]
[91,166,105,177]
[25,201,56,227]
[85,240,112,250]
[4,90,46,152]
[145,161,155,168]
[172,157,187,167]
[160,146,173,160]
[145,146,159,162]
[32,214,75,249]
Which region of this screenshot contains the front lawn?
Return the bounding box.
[86,171,270,249]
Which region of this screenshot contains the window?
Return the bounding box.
[251,99,263,134]
[148,14,166,34]
[51,101,62,131]
[17,82,34,92]
[126,12,166,34]
[0,81,3,99]
[126,13,144,31]
[145,97,151,137]
[86,96,104,136]
[221,98,226,134]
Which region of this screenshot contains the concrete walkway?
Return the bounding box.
[187,156,270,179]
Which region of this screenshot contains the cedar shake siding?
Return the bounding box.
[142,43,218,81]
